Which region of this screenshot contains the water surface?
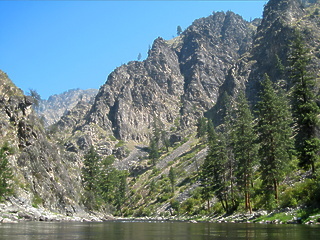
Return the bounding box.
[0,221,319,240]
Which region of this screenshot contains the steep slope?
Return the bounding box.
[0,71,86,218]
[83,11,256,144]
[211,0,320,124]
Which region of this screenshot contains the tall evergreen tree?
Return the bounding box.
[201,122,231,212]
[82,146,101,210]
[256,74,294,204]
[168,167,176,193]
[115,172,127,213]
[99,155,119,204]
[196,117,207,139]
[233,91,258,213]
[289,33,320,174]
[177,25,182,36]
[149,117,162,165]
[221,93,238,209]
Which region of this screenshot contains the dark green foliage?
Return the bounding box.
[196,117,207,139]
[201,124,232,213]
[81,147,128,212]
[148,117,163,164]
[99,155,118,203]
[233,91,258,213]
[149,138,159,165]
[168,167,176,192]
[289,33,320,173]
[27,89,41,108]
[256,74,294,205]
[82,146,100,192]
[115,172,128,212]
[82,146,102,210]
[0,143,14,201]
[177,25,182,36]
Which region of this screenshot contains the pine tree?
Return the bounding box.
[169,167,176,193]
[201,122,231,212]
[256,74,294,205]
[115,172,127,213]
[196,117,207,139]
[82,146,101,209]
[149,118,161,165]
[221,93,238,209]
[149,138,159,165]
[177,25,182,36]
[233,91,258,213]
[99,155,119,204]
[289,33,320,174]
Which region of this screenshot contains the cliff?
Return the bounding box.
[1,0,320,220]
[0,71,86,219]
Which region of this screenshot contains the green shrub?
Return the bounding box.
[115,140,125,148]
[32,194,43,208]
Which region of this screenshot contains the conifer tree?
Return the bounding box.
[149,138,159,165]
[115,172,127,213]
[99,155,119,204]
[233,91,258,213]
[169,167,176,193]
[289,33,320,174]
[82,146,101,209]
[177,25,182,36]
[201,122,231,212]
[196,117,207,139]
[221,93,237,209]
[149,117,161,165]
[256,74,294,204]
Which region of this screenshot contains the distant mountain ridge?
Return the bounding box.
[37,88,98,126]
[0,0,320,220]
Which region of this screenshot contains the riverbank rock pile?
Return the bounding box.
[0,197,114,223]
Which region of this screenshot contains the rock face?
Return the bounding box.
[37,88,98,126]
[211,0,320,124]
[1,0,320,219]
[85,11,256,142]
[0,70,83,216]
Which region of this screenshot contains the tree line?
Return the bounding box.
[199,32,320,213]
[81,146,128,213]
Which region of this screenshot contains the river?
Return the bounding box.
[0,221,319,240]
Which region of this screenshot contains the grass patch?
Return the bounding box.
[253,212,294,223]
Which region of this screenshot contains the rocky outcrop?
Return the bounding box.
[37,88,98,126]
[0,70,84,216]
[84,11,257,142]
[210,0,320,123]
[87,37,184,141]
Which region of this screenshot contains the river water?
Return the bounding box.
[0,221,319,240]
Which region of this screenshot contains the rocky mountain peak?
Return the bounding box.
[82,11,257,142]
[37,88,98,126]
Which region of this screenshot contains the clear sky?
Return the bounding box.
[0,1,267,100]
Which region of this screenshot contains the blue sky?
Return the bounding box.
[0,1,267,100]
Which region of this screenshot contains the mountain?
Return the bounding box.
[1,0,320,220]
[37,88,98,126]
[0,70,92,220]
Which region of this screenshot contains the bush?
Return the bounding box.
[32,194,43,208]
[170,199,180,212]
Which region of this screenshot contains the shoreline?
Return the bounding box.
[2,211,320,225]
[1,198,319,225]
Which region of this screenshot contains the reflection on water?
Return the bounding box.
[0,221,319,240]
